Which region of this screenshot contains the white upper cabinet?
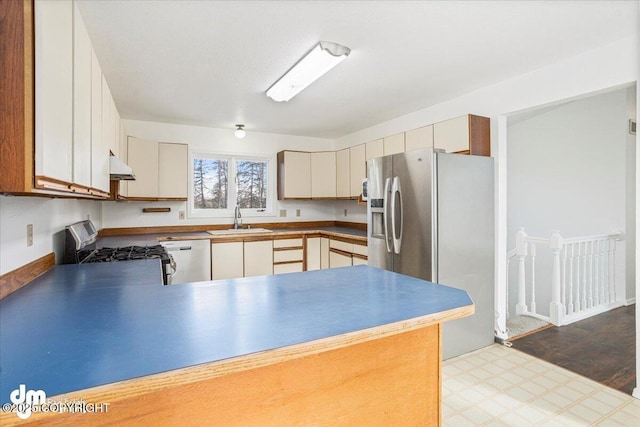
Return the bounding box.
[405,125,434,152]
[383,133,405,156]
[365,139,384,161]
[90,50,110,192]
[127,137,159,198]
[126,137,188,199]
[433,115,469,153]
[336,148,350,198]
[34,0,73,183]
[277,151,311,199]
[349,144,366,198]
[311,151,336,198]
[158,143,188,198]
[72,2,91,188]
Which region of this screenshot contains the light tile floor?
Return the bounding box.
[442,344,640,426]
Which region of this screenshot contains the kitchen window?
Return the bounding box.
[189,153,274,218]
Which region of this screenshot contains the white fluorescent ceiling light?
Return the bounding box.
[266,41,351,102]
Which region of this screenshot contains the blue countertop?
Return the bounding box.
[0,262,471,403]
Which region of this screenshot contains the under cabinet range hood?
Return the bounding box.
[109,156,136,180]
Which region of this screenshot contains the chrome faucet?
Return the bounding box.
[233,205,242,229]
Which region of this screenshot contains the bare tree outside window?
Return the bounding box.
[236,160,267,209]
[193,158,228,209]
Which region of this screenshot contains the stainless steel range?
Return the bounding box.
[63,220,173,285]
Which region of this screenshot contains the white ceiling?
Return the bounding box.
[76,0,639,139]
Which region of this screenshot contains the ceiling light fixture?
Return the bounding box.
[234,124,246,139]
[266,41,351,102]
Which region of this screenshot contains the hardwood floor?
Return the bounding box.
[511,304,636,395]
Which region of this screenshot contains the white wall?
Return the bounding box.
[0,196,102,275]
[626,87,637,303]
[102,119,365,229]
[506,89,629,313]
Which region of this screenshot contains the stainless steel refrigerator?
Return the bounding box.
[367,148,494,359]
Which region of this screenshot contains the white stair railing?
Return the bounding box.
[508,228,623,326]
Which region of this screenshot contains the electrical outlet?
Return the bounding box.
[279,209,287,217]
[179,211,185,220]
[87,214,91,221]
[27,224,33,247]
[343,209,348,217]
[296,209,301,217]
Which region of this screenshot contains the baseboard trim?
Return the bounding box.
[633,387,640,400]
[0,252,55,299]
[625,298,636,306]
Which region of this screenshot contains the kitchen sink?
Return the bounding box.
[207,228,273,235]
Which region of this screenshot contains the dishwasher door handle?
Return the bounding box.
[179,246,192,251]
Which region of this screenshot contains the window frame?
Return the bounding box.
[188,151,275,219]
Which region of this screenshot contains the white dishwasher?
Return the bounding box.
[160,240,211,284]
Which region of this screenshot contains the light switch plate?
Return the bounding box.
[179,211,185,220]
[296,209,301,217]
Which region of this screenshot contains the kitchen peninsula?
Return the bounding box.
[0,261,472,426]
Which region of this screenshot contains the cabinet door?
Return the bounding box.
[34,0,73,183]
[273,262,303,275]
[282,151,311,198]
[211,242,244,280]
[320,238,330,269]
[336,149,350,198]
[127,137,159,197]
[405,125,434,152]
[311,152,336,198]
[101,76,114,157]
[112,99,120,158]
[90,51,110,192]
[329,250,352,268]
[306,237,321,271]
[349,144,366,198]
[244,240,273,277]
[365,139,384,161]
[158,143,188,198]
[434,115,470,153]
[383,133,405,156]
[72,2,91,187]
[352,256,368,266]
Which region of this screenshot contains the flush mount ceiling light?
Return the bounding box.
[266,41,351,102]
[234,124,246,139]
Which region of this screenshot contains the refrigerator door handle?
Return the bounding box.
[383,177,392,253]
[391,176,403,254]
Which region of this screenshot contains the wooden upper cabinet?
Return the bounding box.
[405,125,434,152]
[158,143,188,198]
[433,114,490,156]
[72,2,92,188]
[34,0,73,184]
[336,148,350,198]
[277,151,311,199]
[311,151,336,198]
[383,133,405,156]
[365,139,383,161]
[349,144,366,198]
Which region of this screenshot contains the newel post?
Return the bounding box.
[515,228,528,315]
[549,230,565,326]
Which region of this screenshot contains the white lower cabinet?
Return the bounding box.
[273,238,304,275]
[306,237,321,271]
[211,242,244,280]
[320,238,330,269]
[273,263,303,274]
[244,240,273,277]
[352,256,368,266]
[329,250,353,268]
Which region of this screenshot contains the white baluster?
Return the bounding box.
[549,230,564,325]
[581,241,587,312]
[506,257,511,320]
[575,242,581,312]
[530,243,537,314]
[516,228,528,315]
[593,240,600,307]
[567,243,574,315]
[561,245,567,314]
[609,239,616,302]
[599,239,606,304]
[586,240,593,308]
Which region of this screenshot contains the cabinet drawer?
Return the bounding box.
[329,250,352,268]
[274,249,303,263]
[274,262,303,275]
[273,238,303,248]
[352,244,367,257]
[329,240,353,253]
